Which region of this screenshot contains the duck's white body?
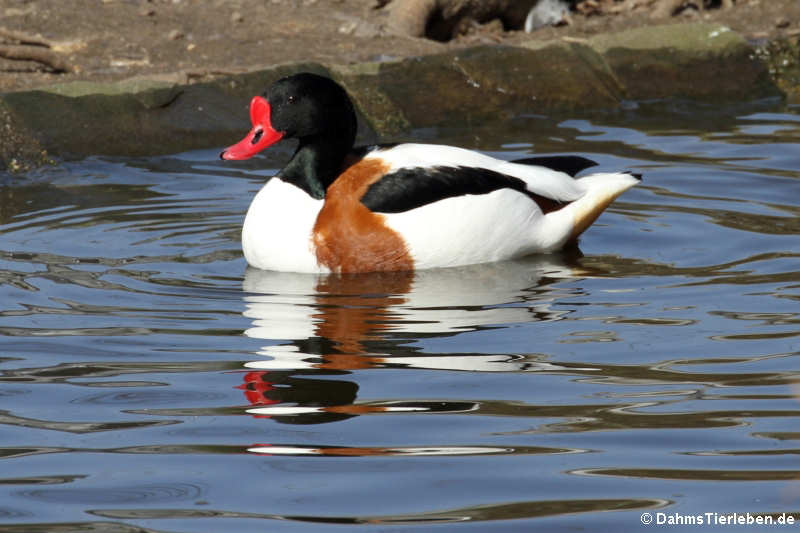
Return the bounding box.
[242,177,323,273]
[241,143,639,273]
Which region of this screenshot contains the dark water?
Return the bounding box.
[1,102,799,532]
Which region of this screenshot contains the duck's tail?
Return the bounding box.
[565,172,641,241]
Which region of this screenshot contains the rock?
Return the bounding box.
[589,23,782,102]
[0,100,53,173]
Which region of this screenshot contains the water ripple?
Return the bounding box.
[1,108,798,531]
[89,497,668,525]
[21,482,204,505]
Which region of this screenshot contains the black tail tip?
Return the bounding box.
[627,171,643,181]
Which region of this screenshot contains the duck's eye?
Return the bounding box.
[287,95,296,104]
[251,128,263,145]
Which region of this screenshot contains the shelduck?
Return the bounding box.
[220,72,639,273]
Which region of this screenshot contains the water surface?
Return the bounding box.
[1,101,799,532]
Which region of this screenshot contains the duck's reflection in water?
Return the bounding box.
[239,253,591,425]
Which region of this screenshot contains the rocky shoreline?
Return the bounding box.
[0,20,795,172]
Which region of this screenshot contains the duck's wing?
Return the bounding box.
[360,164,572,214]
[359,144,589,215]
[510,155,598,177]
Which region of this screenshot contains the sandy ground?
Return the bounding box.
[0,0,799,93]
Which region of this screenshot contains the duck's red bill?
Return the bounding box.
[220,96,283,160]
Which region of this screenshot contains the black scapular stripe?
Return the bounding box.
[360,165,566,214]
[510,155,598,177]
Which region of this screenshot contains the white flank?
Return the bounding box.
[385,188,544,269]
